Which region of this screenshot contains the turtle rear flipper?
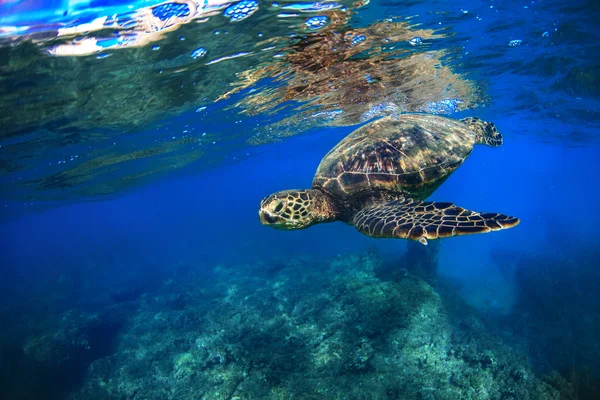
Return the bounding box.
[352,199,519,245]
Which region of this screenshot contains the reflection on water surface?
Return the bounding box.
[0,0,518,202]
[0,1,481,201]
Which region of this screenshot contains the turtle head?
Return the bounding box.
[461,117,503,147]
[259,189,335,230]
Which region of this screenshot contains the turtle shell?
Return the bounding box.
[312,113,477,200]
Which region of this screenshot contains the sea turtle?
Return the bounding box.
[258,113,519,244]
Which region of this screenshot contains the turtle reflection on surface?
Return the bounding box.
[224,16,481,143]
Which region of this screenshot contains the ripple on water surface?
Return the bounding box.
[0,0,483,201]
[1,0,596,202]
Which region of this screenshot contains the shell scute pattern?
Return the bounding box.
[313,114,476,199]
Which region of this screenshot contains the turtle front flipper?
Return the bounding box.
[352,199,519,245]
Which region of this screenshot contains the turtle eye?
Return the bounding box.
[274,201,284,213]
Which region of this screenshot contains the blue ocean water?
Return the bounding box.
[0,0,599,399]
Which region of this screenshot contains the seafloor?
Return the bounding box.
[2,243,598,400]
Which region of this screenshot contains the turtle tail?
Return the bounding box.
[461,117,503,147]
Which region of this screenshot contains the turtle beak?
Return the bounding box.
[259,209,276,225]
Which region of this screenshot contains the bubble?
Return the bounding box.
[191,47,207,59]
[152,46,160,51]
[281,2,342,12]
[360,102,399,122]
[508,39,523,47]
[151,2,191,21]
[304,15,329,30]
[409,37,423,46]
[311,110,343,120]
[351,35,366,46]
[417,99,464,114]
[224,1,259,22]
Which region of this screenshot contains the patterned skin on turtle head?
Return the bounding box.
[460,117,503,147]
[259,189,336,230]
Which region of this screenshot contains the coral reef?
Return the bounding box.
[3,248,590,399]
[31,250,570,400]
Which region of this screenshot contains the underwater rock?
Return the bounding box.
[63,250,574,400]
